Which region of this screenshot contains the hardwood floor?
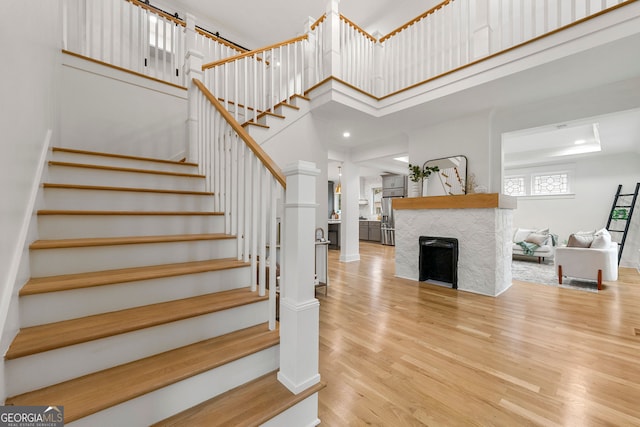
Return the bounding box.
[318,241,640,426]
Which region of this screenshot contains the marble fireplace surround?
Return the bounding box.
[393,194,517,297]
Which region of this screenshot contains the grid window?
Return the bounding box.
[503,176,526,196]
[532,173,569,195]
[149,16,172,53]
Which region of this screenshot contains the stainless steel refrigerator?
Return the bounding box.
[381,196,398,246]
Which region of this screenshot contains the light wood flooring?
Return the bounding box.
[318,242,640,426]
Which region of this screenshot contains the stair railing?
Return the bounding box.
[192,78,284,330]
[376,0,633,96]
[307,14,327,90]
[62,0,248,87]
[202,36,309,125]
[339,15,376,94]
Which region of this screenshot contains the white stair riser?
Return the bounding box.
[6,301,270,396]
[67,346,279,427]
[43,188,215,212]
[20,267,252,327]
[262,393,320,427]
[51,151,198,174]
[48,165,205,191]
[258,114,286,127]
[288,97,308,109]
[30,238,238,277]
[37,214,225,239]
[245,125,270,142]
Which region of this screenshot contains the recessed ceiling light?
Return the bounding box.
[394,156,409,163]
[574,139,586,145]
[343,132,350,138]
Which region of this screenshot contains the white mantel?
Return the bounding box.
[393,194,516,297]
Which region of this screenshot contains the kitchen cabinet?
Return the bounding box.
[359,221,381,242]
[369,222,381,242]
[328,221,340,249]
[359,222,369,240]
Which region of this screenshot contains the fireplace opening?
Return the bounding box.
[419,236,458,289]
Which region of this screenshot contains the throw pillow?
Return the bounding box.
[591,228,612,249]
[567,233,594,248]
[525,232,548,246]
[513,228,535,243]
[575,230,596,236]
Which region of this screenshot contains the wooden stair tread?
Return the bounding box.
[242,121,269,129]
[37,210,223,216]
[52,147,198,167]
[22,258,249,296]
[6,288,266,359]
[257,111,285,120]
[275,101,300,111]
[153,372,325,427]
[291,93,311,102]
[49,161,205,178]
[6,323,279,423]
[30,233,235,250]
[43,183,214,196]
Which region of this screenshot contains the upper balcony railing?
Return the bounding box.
[62,0,248,87]
[375,0,633,96]
[63,0,635,105]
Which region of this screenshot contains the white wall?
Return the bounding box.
[0,0,61,401]
[60,53,188,159]
[408,110,492,191]
[260,113,329,234]
[511,152,640,267]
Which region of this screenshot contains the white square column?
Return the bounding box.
[278,161,321,394]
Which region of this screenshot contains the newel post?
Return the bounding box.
[323,0,341,79]
[278,161,321,394]
[183,13,203,166]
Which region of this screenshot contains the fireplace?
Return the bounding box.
[419,236,458,289]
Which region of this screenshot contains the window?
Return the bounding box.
[503,176,526,196]
[504,166,573,197]
[149,15,173,53]
[532,172,569,195]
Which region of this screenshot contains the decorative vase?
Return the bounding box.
[408,180,422,197]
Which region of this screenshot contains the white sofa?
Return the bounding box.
[554,230,618,290]
[512,228,556,263]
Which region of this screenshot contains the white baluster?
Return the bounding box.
[268,178,278,330]
[251,155,259,291]
[244,146,251,263]
[259,167,267,297]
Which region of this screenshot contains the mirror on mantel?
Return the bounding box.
[423,155,467,196]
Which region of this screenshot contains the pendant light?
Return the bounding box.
[335,166,342,194]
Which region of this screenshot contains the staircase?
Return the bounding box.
[238,94,312,145]
[2,147,308,425]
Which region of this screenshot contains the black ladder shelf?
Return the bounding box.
[606,182,639,264]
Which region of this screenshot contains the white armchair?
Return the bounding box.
[555,242,618,290]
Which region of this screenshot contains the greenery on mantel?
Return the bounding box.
[408,163,440,182]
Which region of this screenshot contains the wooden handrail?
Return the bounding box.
[310,14,327,31]
[202,34,308,70]
[195,27,247,53]
[125,0,186,27]
[379,0,453,43]
[340,14,377,43]
[192,79,286,189]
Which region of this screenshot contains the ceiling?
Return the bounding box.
[159,0,640,181]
